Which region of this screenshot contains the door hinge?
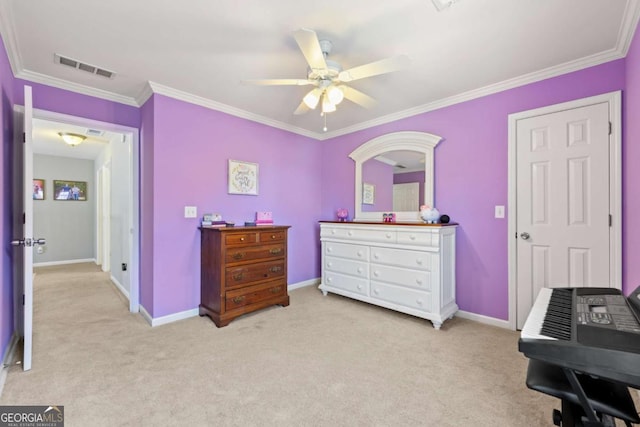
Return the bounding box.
[609,122,612,135]
[22,212,25,225]
[22,294,25,305]
[609,214,612,227]
[22,132,25,143]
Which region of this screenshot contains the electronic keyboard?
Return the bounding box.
[518,286,640,389]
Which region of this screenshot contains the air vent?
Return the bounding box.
[54,54,115,79]
[86,129,105,137]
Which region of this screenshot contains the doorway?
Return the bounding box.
[507,91,622,330]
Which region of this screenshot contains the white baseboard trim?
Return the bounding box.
[455,310,511,330]
[0,332,19,398]
[110,275,130,300]
[288,277,320,291]
[139,305,199,327]
[34,258,96,267]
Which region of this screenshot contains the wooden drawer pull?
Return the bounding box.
[240,237,245,241]
[232,252,245,260]
[232,273,244,281]
[269,266,282,273]
[270,287,281,294]
[271,234,277,239]
[269,248,282,255]
[232,296,245,304]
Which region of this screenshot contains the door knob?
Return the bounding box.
[520,232,531,240]
[33,238,46,245]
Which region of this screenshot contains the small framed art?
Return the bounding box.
[33,179,45,200]
[362,182,375,205]
[228,160,258,195]
[53,180,87,201]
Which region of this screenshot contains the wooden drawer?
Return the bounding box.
[225,280,286,311]
[371,247,433,271]
[324,241,369,261]
[370,281,432,312]
[225,243,285,264]
[225,232,257,245]
[259,230,286,243]
[226,260,285,289]
[370,263,431,291]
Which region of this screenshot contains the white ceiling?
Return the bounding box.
[1,0,639,140]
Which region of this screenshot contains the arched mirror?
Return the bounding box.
[349,131,442,222]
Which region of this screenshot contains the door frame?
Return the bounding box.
[507,91,622,330]
[20,107,141,313]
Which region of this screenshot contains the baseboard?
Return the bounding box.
[139,305,199,327]
[288,277,320,291]
[110,275,130,300]
[0,332,19,398]
[34,258,96,267]
[455,310,511,330]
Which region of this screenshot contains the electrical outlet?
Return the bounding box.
[495,205,505,219]
[184,206,197,218]
[122,263,127,271]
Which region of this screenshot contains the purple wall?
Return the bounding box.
[624,28,640,296]
[144,95,322,317]
[0,34,16,360]
[321,60,627,320]
[361,159,393,212]
[394,171,425,206]
[140,97,155,315]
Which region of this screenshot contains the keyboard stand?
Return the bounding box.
[525,359,640,426]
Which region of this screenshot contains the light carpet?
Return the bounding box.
[1,263,637,426]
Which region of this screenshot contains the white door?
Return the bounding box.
[393,182,420,211]
[515,101,612,328]
[11,86,36,370]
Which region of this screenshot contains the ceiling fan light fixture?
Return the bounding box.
[58,132,87,147]
[322,95,336,113]
[432,0,459,11]
[326,85,344,105]
[303,89,320,109]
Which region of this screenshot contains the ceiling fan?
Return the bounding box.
[243,28,410,119]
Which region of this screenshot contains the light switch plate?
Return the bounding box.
[184,206,197,218]
[495,205,505,219]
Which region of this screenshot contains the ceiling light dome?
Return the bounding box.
[326,85,344,105]
[58,132,87,147]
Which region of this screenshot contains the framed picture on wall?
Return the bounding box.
[33,179,45,200]
[362,182,375,205]
[228,160,259,195]
[53,180,87,201]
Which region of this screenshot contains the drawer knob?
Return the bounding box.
[386,233,392,238]
[232,296,246,304]
[327,247,333,253]
[416,259,423,265]
[271,235,276,239]
[374,288,380,295]
[233,273,244,281]
[357,267,363,274]
[373,253,379,259]
[416,299,423,306]
[269,248,282,255]
[410,235,416,240]
[327,277,333,283]
[357,251,363,257]
[232,252,245,260]
[348,231,354,236]
[373,271,380,277]
[331,229,336,234]
[416,279,423,285]
[240,237,245,241]
[357,284,363,290]
[327,262,333,267]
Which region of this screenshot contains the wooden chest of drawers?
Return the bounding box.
[199,225,290,327]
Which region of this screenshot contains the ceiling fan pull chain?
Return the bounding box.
[323,113,328,132]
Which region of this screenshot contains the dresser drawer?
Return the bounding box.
[324,242,369,261]
[370,281,432,312]
[321,226,396,244]
[225,243,284,264]
[226,260,285,289]
[323,271,368,296]
[371,247,433,271]
[370,264,431,291]
[225,232,257,245]
[259,229,286,243]
[225,280,286,311]
[397,230,437,247]
[324,256,368,279]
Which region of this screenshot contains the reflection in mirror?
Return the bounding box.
[350,131,442,222]
[361,150,425,213]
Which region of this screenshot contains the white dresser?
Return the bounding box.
[319,221,457,329]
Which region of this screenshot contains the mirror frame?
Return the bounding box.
[349,131,442,222]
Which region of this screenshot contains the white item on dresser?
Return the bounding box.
[319,222,457,329]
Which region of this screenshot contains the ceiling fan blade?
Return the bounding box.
[293,100,310,115]
[342,86,377,109]
[338,55,410,82]
[293,28,328,72]
[242,79,313,86]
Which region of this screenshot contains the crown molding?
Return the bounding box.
[146,81,320,139]
[135,82,154,106]
[319,47,625,140]
[618,0,640,55]
[0,2,23,76]
[15,69,138,106]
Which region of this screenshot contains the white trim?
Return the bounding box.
[0,332,20,398]
[288,278,320,291]
[349,131,441,222]
[34,258,96,267]
[139,305,153,326]
[507,91,622,330]
[617,0,640,56]
[145,82,320,139]
[140,306,199,328]
[454,310,511,330]
[110,274,130,300]
[0,1,22,76]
